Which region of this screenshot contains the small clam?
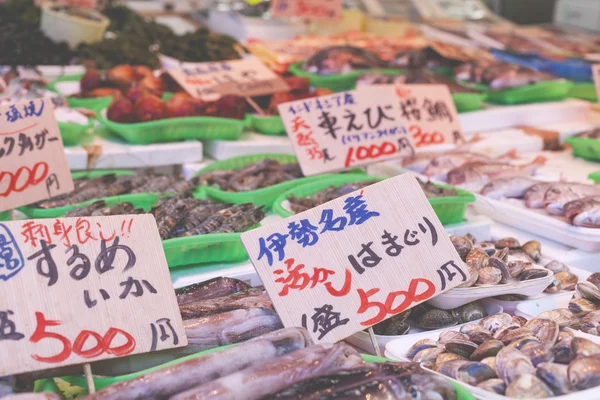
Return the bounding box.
[477,241,496,255]
[481,356,497,372]
[505,356,537,385]
[554,271,579,291]
[445,339,479,358]
[579,320,600,336]
[413,347,446,367]
[505,373,554,398]
[538,309,577,328]
[456,264,478,288]
[438,359,470,379]
[499,327,535,345]
[493,247,509,262]
[545,260,569,273]
[508,260,531,278]
[455,361,498,385]
[453,300,486,324]
[438,330,469,344]
[495,237,521,249]
[558,329,575,340]
[536,362,572,395]
[521,240,542,262]
[571,337,600,358]
[582,310,600,323]
[496,347,533,384]
[479,313,512,334]
[525,318,559,346]
[545,279,564,293]
[507,336,541,350]
[568,355,600,390]
[520,342,555,366]
[460,323,489,336]
[513,315,528,327]
[569,298,599,317]
[469,331,495,345]
[477,378,506,395]
[476,266,502,286]
[382,319,410,335]
[587,272,600,288]
[509,249,535,263]
[576,281,600,303]
[493,322,521,339]
[434,352,466,371]
[488,256,511,284]
[406,338,438,359]
[470,340,504,361]
[451,236,473,261]
[466,249,489,269]
[417,308,458,330]
[552,337,574,364]
[517,268,550,281]
[465,233,477,245]
[495,294,527,302]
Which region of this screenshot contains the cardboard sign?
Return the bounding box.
[393,84,464,147]
[279,86,414,176]
[167,58,289,101]
[0,215,186,376]
[241,174,468,344]
[593,64,600,103]
[35,0,99,9]
[0,98,74,212]
[271,0,342,21]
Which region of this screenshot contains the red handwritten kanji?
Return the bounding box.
[292,116,310,133]
[273,258,351,297]
[52,219,73,247]
[21,221,52,247]
[75,218,97,244]
[307,147,323,160]
[96,223,116,242]
[296,131,318,147]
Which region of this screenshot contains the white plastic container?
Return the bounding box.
[41,5,109,49]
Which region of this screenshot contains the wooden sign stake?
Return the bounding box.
[245,96,265,116]
[83,363,95,394]
[9,210,15,221]
[367,327,381,357]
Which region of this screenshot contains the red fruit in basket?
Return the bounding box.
[138,75,167,97]
[86,87,122,99]
[107,97,134,123]
[126,87,149,103]
[107,65,136,89]
[165,92,199,118]
[267,92,296,115]
[80,69,102,93]
[134,93,166,122]
[200,101,218,117]
[132,65,153,81]
[215,95,246,120]
[284,76,310,94]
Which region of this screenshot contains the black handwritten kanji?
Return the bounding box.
[381,230,404,257]
[302,304,349,340]
[343,109,363,132]
[17,133,33,156]
[348,241,382,274]
[0,310,24,341]
[317,111,341,139]
[83,289,110,309]
[66,244,91,280]
[364,105,394,129]
[150,318,179,351]
[27,240,58,286]
[437,260,467,290]
[400,98,421,121]
[95,237,136,274]
[119,276,157,299]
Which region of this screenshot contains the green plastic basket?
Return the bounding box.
[97,109,245,145]
[0,211,10,221]
[451,92,487,113]
[18,169,159,218]
[589,171,600,183]
[463,80,573,105]
[569,82,598,102]
[163,231,250,268]
[250,114,286,136]
[47,73,114,113]
[566,136,600,162]
[196,153,365,209]
[58,120,93,146]
[273,174,475,225]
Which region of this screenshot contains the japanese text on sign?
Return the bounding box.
[393,84,464,147]
[241,174,468,344]
[279,86,414,176]
[0,215,186,376]
[0,98,73,212]
[270,0,342,21]
[166,58,289,100]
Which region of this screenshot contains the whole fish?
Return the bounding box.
[90,202,143,217]
[179,288,273,319]
[170,203,231,237]
[185,204,257,235]
[175,277,251,305]
[564,196,600,228]
[212,206,265,234]
[36,174,117,208]
[83,328,311,400]
[524,182,560,208]
[169,343,365,400]
[543,184,600,215]
[480,177,538,199]
[423,149,518,181]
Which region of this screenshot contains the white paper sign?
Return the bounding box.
[0,215,187,376]
[0,98,74,212]
[278,86,414,176]
[241,174,468,344]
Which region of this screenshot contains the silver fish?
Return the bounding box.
[481,177,538,199]
[524,182,560,208]
[564,197,600,228]
[544,184,600,215]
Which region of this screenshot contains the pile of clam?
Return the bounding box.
[451,235,576,291]
[406,312,600,397]
[539,272,600,337]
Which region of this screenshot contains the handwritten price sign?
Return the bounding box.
[279,86,414,176]
[271,0,342,20]
[0,98,73,212]
[393,84,464,148]
[0,215,186,376]
[167,58,289,100]
[241,174,468,344]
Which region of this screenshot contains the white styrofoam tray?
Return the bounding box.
[203,132,295,160]
[346,300,503,355]
[472,194,600,252]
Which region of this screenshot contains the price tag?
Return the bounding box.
[241,174,467,344]
[166,58,289,101]
[279,86,414,176]
[394,84,464,147]
[0,215,186,376]
[0,98,74,212]
[592,64,600,103]
[271,0,342,20]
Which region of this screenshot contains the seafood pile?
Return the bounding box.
[84,327,455,400]
[481,177,600,228]
[450,235,570,291]
[252,76,333,116]
[303,46,388,75]
[288,179,456,214]
[32,171,195,209]
[196,159,304,192]
[573,128,600,140]
[151,195,265,240]
[64,201,145,218]
[404,312,600,397]
[356,69,478,94]
[455,61,555,90]
[373,301,488,336]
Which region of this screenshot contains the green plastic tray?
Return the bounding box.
[97,110,244,145]
[569,82,598,102]
[163,231,250,268]
[58,120,93,146]
[47,74,113,112]
[589,171,600,183]
[250,114,286,136]
[451,92,487,113]
[18,169,158,218]
[462,80,573,105]
[0,211,10,221]
[273,174,475,225]
[566,136,600,162]
[196,153,365,209]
